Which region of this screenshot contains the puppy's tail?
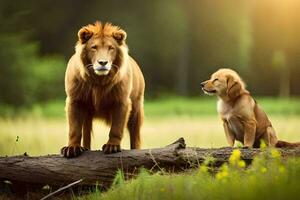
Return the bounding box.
[276,140,300,148]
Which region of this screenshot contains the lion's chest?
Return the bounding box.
[90,87,114,113]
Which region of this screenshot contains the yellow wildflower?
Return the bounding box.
[200,165,208,173]
[260,140,267,149]
[279,165,285,173]
[260,167,267,173]
[221,164,229,172]
[238,160,246,168]
[271,149,281,158]
[221,171,229,177]
[232,149,241,158]
[229,149,241,165]
[216,171,228,180]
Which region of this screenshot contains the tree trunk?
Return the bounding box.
[1,138,300,190]
[176,41,189,95]
[279,66,290,97]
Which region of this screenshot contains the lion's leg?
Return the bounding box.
[61,100,88,158]
[82,114,93,150]
[127,100,143,149]
[102,99,131,154]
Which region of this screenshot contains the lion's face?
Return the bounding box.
[77,22,127,76]
[86,37,118,76]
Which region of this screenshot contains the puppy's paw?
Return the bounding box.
[61,145,88,158]
[102,142,121,154]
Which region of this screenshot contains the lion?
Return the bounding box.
[61,21,145,157]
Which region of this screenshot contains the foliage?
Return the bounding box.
[1,0,300,108]
[0,15,66,107]
[80,149,300,200]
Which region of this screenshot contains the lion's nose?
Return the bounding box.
[98,60,108,66]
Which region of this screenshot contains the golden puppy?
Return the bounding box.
[201,68,299,148]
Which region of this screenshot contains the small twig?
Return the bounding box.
[40,179,83,200]
[149,149,163,172]
[10,136,20,155]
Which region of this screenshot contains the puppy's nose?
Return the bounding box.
[98,60,108,66]
[201,81,206,88]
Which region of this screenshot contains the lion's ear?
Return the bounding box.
[78,27,93,44]
[226,75,242,99]
[113,29,127,45]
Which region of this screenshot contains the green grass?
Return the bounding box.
[1,97,300,118]
[145,96,300,117]
[0,97,300,156]
[0,97,300,199]
[0,115,299,156]
[79,149,300,200]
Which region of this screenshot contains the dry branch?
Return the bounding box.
[1,138,300,190]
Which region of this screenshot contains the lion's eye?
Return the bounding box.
[91,45,97,50]
[108,46,115,51]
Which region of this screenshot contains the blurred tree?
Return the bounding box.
[272,51,289,97]
[250,0,300,96]
[0,0,300,108]
[181,0,251,94]
[0,1,65,107]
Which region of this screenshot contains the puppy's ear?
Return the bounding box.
[226,75,242,99]
[78,27,93,44]
[113,29,127,45]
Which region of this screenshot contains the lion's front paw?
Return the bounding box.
[102,142,121,154]
[61,145,88,158]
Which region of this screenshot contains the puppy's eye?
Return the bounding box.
[91,45,97,50]
[213,78,219,82]
[108,45,115,51]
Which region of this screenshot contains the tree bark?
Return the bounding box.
[1,138,300,190]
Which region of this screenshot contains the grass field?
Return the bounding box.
[1,115,300,157]
[0,97,300,156]
[79,149,300,200]
[0,97,300,200]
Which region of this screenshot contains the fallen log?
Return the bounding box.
[1,138,300,190]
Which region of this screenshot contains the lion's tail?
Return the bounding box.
[276,140,300,148]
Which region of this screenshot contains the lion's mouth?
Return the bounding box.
[94,66,110,76]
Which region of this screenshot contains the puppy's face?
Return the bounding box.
[201,69,244,99]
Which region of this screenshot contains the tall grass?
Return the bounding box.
[0,98,299,156]
[1,115,299,156]
[79,149,300,200]
[0,98,299,199]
